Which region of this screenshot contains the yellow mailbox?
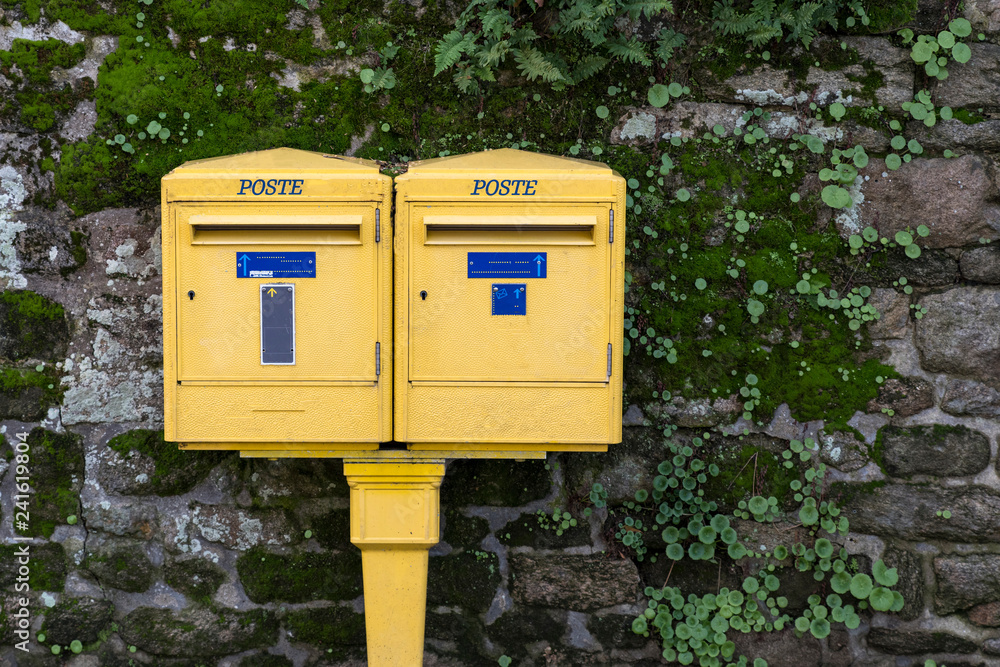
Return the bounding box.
[394,148,626,452]
[161,148,392,453]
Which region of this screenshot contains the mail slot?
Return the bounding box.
[393,149,626,451]
[161,148,392,452]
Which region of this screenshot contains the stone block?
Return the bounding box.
[916,287,1000,386]
[841,483,1000,543]
[866,627,977,654]
[866,377,934,419]
[961,245,1000,283]
[935,554,1000,614]
[943,379,1000,417]
[969,601,1000,627]
[119,607,278,657]
[877,424,990,477]
[935,44,1000,109]
[510,554,638,612]
[846,156,1000,249]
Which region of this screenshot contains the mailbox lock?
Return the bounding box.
[420,290,427,300]
[188,290,195,300]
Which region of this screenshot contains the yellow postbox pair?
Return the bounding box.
[160,147,625,665]
[161,147,625,456]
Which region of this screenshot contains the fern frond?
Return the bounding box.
[452,65,481,95]
[433,30,476,75]
[607,35,652,66]
[476,39,510,68]
[570,54,609,83]
[654,28,686,65]
[457,0,493,29]
[745,24,782,47]
[513,45,566,82]
[510,26,540,46]
[621,0,673,21]
[480,7,513,40]
[370,67,396,91]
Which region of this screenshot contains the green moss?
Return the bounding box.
[85,537,157,593]
[40,597,114,645]
[498,510,592,549]
[0,542,67,592]
[862,0,918,32]
[0,39,91,133]
[311,508,351,550]
[237,548,362,603]
[427,550,501,611]
[18,428,83,539]
[441,459,551,507]
[0,366,63,420]
[107,429,226,495]
[0,289,70,361]
[285,605,365,656]
[60,229,89,277]
[700,441,800,510]
[164,556,227,603]
[442,507,491,549]
[952,108,986,125]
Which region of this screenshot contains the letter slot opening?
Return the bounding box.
[261,283,295,365]
[191,214,363,245]
[423,215,595,246]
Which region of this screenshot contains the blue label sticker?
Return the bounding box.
[492,284,526,315]
[237,252,316,278]
[468,252,546,278]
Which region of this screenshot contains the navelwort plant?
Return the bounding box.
[898,18,973,80]
[433,0,684,93]
[624,435,903,666]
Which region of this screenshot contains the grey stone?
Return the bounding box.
[613,109,657,144]
[915,287,1000,386]
[961,245,1000,283]
[942,379,1000,417]
[986,637,1000,656]
[11,203,86,277]
[40,597,113,644]
[878,424,990,477]
[179,503,298,551]
[119,607,278,657]
[969,600,1000,626]
[866,627,978,654]
[84,534,157,593]
[885,247,959,286]
[910,119,1000,153]
[935,554,1000,614]
[622,404,645,426]
[964,0,1000,35]
[936,44,1000,109]
[701,65,801,106]
[842,483,1000,543]
[847,156,1000,249]
[866,288,910,339]
[806,37,913,108]
[647,394,741,428]
[819,430,869,472]
[510,554,638,612]
[866,377,935,419]
[732,627,821,667]
[882,545,924,621]
[58,99,97,142]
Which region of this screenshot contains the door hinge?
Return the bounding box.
[607,343,612,378]
[609,210,614,244]
[375,342,381,376]
[375,208,381,243]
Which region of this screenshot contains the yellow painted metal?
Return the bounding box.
[162,148,392,450]
[239,449,546,459]
[344,460,446,666]
[394,148,626,450]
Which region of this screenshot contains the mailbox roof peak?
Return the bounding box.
[402,148,611,175]
[166,147,380,175]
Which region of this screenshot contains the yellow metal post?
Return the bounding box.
[344,460,445,666]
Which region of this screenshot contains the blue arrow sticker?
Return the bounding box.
[492,284,525,315]
[237,252,316,278]
[468,252,546,279]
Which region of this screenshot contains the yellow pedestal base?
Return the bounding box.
[344,460,445,666]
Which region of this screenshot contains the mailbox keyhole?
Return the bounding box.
[188,290,195,300]
[420,290,427,300]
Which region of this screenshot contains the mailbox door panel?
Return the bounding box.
[175,204,378,381]
[408,204,610,382]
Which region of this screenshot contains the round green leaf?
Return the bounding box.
[596,105,610,119]
[850,573,873,599]
[911,41,933,63]
[647,84,671,108]
[752,280,768,295]
[676,188,691,202]
[146,120,161,135]
[815,538,834,559]
[821,185,852,209]
[938,30,956,48]
[800,505,819,525]
[894,230,913,246]
[667,543,685,560]
[869,587,894,611]
[831,571,852,594]
[849,234,864,249]
[905,243,922,258]
[70,640,83,654]
[829,103,846,120]
[949,17,972,37]
[668,82,683,97]
[695,278,707,290]
[952,42,972,63]
[810,618,831,639]
[805,135,824,154]
[885,154,902,170]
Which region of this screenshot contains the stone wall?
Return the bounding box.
[3,0,1000,665]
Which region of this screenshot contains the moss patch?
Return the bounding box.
[18,427,83,539]
[0,542,67,592]
[85,537,157,593]
[427,550,501,611]
[0,366,62,420]
[119,607,278,657]
[107,429,225,496]
[442,459,551,507]
[498,510,592,549]
[442,507,490,550]
[0,290,70,361]
[286,605,366,655]
[311,508,351,551]
[39,597,114,645]
[700,437,801,511]
[237,548,362,603]
[164,555,227,603]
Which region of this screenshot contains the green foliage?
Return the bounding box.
[711,0,869,49]
[433,0,683,92]
[0,39,89,132]
[898,18,973,80]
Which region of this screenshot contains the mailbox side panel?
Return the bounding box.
[378,174,393,442]
[162,185,178,440]
[610,174,626,445]
[393,184,410,442]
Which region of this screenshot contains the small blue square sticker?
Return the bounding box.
[492,283,525,315]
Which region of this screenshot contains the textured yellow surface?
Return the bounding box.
[394,148,625,448]
[162,148,392,449]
